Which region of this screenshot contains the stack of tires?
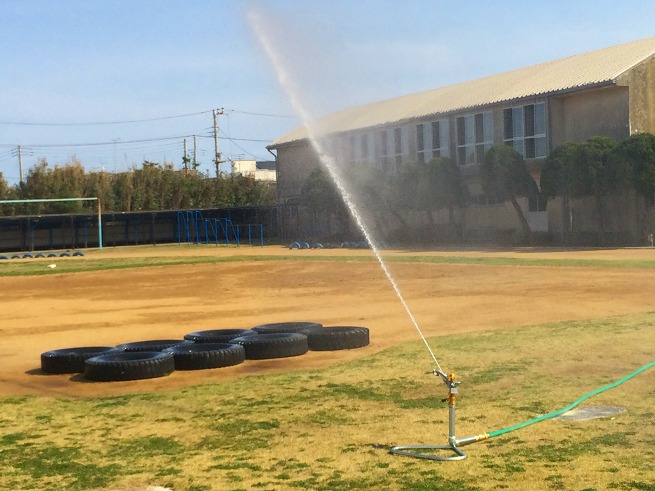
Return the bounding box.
[39,322,370,383]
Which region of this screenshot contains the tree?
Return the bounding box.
[582,136,622,238]
[0,171,9,200]
[541,141,586,242]
[427,157,468,238]
[615,133,655,205]
[84,170,116,213]
[481,145,539,242]
[300,167,347,238]
[0,171,15,215]
[23,159,54,214]
[612,133,655,240]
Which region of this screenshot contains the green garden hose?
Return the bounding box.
[482,360,655,440]
[391,361,655,460]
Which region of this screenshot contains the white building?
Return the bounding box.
[231,160,277,182]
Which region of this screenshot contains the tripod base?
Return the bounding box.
[390,443,467,461]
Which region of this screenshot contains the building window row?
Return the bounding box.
[379,127,407,172]
[503,102,547,158]
[456,112,493,165]
[345,102,546,169]
[416,120,450,163]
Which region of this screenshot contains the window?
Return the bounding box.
[456,112,492,165]
[360,134,369,164]
[379,127,408,171]
[349,133,370,165]
[528,192,547,212]
[431,120,449,158]
[504,102,547,158]
[417,120,449,163]
[380,130,389,171]
[416,123,425,163]
[394,128,402,170]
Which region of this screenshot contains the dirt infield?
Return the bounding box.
[2,246,654,398]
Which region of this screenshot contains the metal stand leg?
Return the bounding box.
[390,372,488,461]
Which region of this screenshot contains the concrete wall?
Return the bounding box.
[275,143,319,203]
[549,85,630,148]
[617,57,655,134]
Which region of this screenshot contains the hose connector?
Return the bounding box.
[456,433,490,447]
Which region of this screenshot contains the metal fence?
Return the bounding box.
[0,206,281,253]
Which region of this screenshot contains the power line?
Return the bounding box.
[226,108,298,119]
[0,110,214,126]
[0,107,298,126]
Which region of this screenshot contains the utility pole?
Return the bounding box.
[17,145,23,184]
[213,108,224,178]
[193,134,197,170]
[183,138,188,174]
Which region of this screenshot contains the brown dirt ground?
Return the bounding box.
[2,246,654,398]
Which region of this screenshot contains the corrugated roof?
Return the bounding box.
[270,36,655,147]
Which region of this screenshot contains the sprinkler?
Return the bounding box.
[390,370,487,461]
[391,360,655,461]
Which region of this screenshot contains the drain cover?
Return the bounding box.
[558,406,626,421]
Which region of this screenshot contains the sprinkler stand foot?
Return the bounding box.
[389,443,467,461]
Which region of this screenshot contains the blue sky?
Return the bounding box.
[1,0,654,184]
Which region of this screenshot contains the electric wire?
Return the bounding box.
[0,107,296,126]
[226,108,298,119]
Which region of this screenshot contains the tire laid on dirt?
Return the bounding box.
[183,329,257,344]
[231,333,309,360]
[115,339,193,352]
[303,326,370,351]
[40,347,117,374]
[163,343,245,370]
[251,321,322,334]
[84,351,175,381]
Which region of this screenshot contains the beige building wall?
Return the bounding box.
[548,85,630,148]
[617,57,655,134]
[276,143,319,203]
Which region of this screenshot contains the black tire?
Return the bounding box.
[59,252,71,257]
[183,329,257,343]
[251,321,322,334]
[231,333,308,360]
[84,351,175,381]
[115,339,193,352]
[40,347,116,374]
[72,251,85,257]
[163,343,245,370]
[303,326,369,351]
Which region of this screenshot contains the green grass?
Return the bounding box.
[2,245,655,277]
[1,313,654,490]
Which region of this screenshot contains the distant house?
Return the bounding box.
[231,160,277,182]
[267,37,655,244]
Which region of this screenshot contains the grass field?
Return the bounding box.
[1,245,654,490]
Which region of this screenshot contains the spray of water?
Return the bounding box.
[248,9,443,373]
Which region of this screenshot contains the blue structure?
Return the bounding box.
[176,209,265,247]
